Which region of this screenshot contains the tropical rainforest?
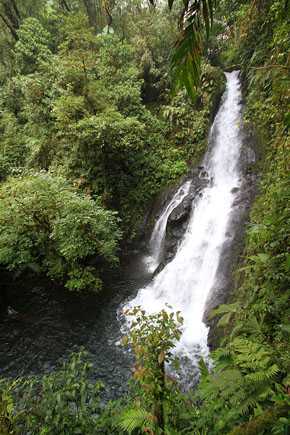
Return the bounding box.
[0,0,289,434]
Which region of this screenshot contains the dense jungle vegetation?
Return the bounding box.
[0,0,289,434]
[0,0,224,296]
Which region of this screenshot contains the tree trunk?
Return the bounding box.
[10,0,20,20]
[59,0,71,12]
[0,0,21,40]
[83,0,97,30]
[154,360,165,432]
[0,13,18,40]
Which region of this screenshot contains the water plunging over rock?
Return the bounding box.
[164,169,211,264]
[124,71,248,372]
[144,180,191,273]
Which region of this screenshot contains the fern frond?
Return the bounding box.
[213,346,232,364]
[232,315,264,338]
[117,407,156,434]
[168,0,216,96]
[245,364,279,385]
[217,312,233,328]
[209,303,240,320]
[199,357,209,377]
[239,397,258,415]
[245,370,268,384]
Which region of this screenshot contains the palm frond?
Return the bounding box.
[171,0,216,95]
[149,0,216,96]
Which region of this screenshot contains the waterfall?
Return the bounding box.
[126,71,243,362]
[145,180,191,272]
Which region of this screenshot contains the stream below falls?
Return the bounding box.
[0,71,256,399]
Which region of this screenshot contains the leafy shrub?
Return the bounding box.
[120,308,185,434]
[0,172,121,291]
[0,352,104,435]
[15,17,52,74]
[0,112,27,180]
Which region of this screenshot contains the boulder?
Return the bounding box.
[168,197,192,225]
[162,171,210,264]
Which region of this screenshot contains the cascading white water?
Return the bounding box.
[145,180,191,272]
[127,71,243,361]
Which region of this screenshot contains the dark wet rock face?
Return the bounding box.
[163,168,210,264]
[168,197,191,224]
[139,184,177,245]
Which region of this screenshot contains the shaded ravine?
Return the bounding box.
[0,71,256,399]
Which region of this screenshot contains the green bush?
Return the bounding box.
[15,17,52,74]
[0,112,27,180]
[0,352,105,435]
[0,172,121,291]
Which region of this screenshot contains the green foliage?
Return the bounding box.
[120,307,184,433]
[0,173,121,291]
[0,111,27,179]
[0,352,104,435]
[192,337,285,433]
[15,17,52,74]
[1,13,221,242]
[160,0,216,97]
[0,7,222,241]
[118,407,156,434]
[2,2,289,435]
[0,381,14,435]
[189,1,290,433]
[162,63,225,160]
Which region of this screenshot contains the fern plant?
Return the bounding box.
[117,407,157,434]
